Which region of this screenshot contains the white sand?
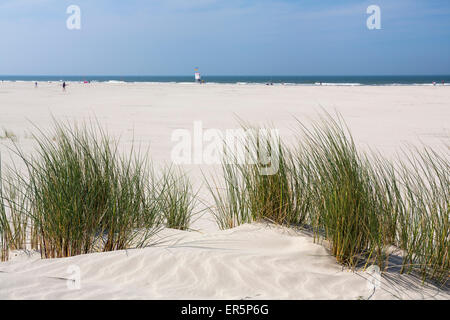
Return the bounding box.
[0,82,449,299]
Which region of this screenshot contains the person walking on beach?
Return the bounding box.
[35,82,38,88]
[62,82,66,91]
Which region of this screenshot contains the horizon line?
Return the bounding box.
[2,74,450,77]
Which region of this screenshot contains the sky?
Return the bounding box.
[0,0,449,75]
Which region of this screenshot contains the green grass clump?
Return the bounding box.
[15,122,163,258]
[207,126,308,229]
[209,113,448,286]
[207,162,251,230]
[290,114,448,282]
[396,147,449,284]
[0,120,196,260]
[159,167,197,231]
[294,114,390,269]
[209,116,387,268]
[238,128,294,225]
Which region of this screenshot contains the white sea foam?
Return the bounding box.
[107,80,127,84]
[315,82,362,86]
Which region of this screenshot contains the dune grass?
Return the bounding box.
[209,113,449,286]
[396,147,449,284]
[1,163,32,261]
[159,167,197,231]
[206,126,308,229]
[293,114,387,269]
[13,121,164,258]
[0,114,447,286]
[235,127,294,225]
[0,172,30,252]
[0,120,195,260]
[294,115,448,284]
[206,162,251,230]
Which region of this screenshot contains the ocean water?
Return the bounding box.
[1,75,449,85]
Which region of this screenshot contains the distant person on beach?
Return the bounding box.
[62,82,66,91]
[35,82,38,88]
[442,80,445,85]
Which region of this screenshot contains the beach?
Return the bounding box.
[0,82,449,299]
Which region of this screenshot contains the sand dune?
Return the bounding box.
[1,224,448,300]
[0,82,449,299]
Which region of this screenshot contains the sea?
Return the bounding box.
[1,75,449,86]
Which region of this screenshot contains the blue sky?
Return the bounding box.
[0,0,449,75]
